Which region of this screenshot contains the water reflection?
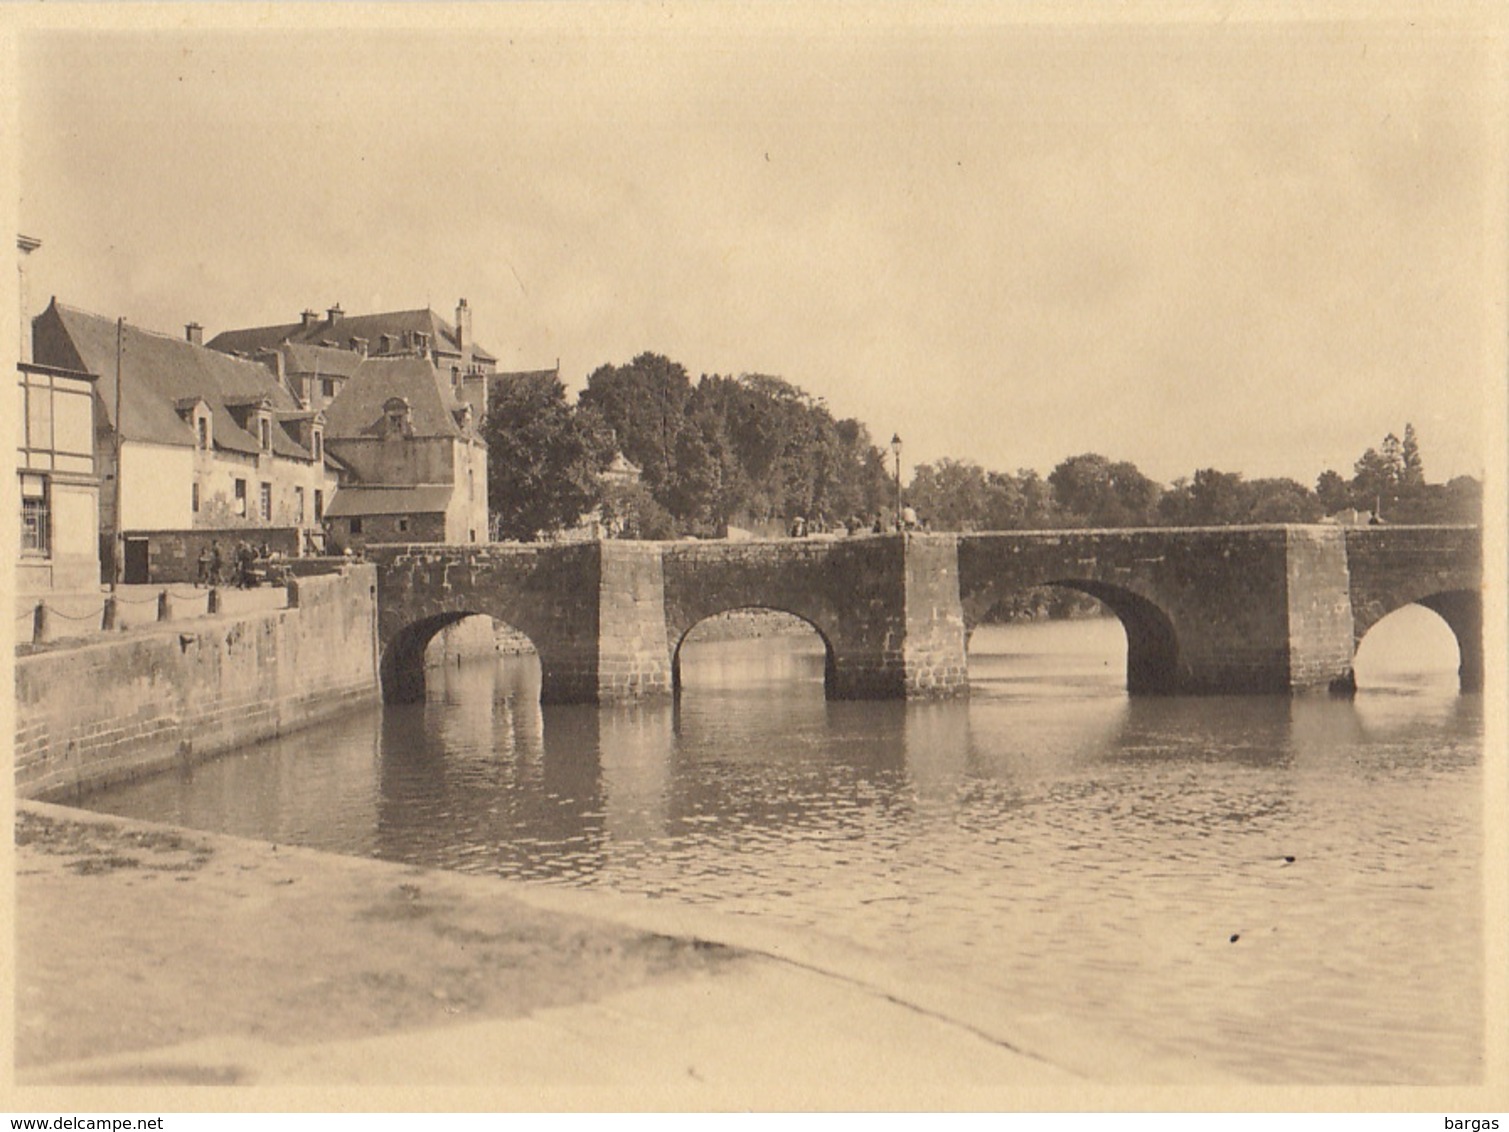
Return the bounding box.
[80,615,1482,1083]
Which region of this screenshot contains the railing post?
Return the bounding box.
[32,601,48,644]
[101,595,118,631]
[207,586,221,615]
[157,589,173,622]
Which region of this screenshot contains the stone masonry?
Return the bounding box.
[369,526,1482,704]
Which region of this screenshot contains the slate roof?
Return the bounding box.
[32,299,315,460]
[324,484,454,518]
[321,356,480,442]
[278,343,366,378]
[208,307,497,365]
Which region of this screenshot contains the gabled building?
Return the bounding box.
[210,300,495,548]
[31,299,339,577]
[316,356,488,548]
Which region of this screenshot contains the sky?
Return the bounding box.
[12,5,1506,487]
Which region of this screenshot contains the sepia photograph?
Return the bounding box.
[3,1,1506,1117]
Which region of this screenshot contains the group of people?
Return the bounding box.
[788,506,926,539]
[195,539,281,589]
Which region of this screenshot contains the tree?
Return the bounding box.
[1048,454,1161,527]
[906,459,993,531]
[1186,468,1247,524]
[1245,478,1323,523]
[1401,423,1425,487]
[1350,446,1396,514]
[1315,469,1350,514]
[483,371,602,541]
[579,353,694,498]
[599,480,676,539]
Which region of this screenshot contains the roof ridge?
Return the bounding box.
[54,302,267,356]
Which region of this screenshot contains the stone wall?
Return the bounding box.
[374,527,1482,703]
[1342,525,1482,638]
[330,511,447,553]
[124,526,301,584]
[14,565,379,801]
[371,542,604,704]
[661,536,906,697]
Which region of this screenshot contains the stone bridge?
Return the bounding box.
[367,525,1481,704]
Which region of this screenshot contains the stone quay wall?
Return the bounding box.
[14,565,379,801]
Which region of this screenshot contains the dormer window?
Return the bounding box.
[312,427,323,463]
[175,398,212,451]
[383,396,412,438]
[259,415,272,451]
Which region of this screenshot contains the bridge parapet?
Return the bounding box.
[368,525,1481,703]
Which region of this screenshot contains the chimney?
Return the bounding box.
[300,309,320,329]
[17,235,40,363]
[456,298,474,372]
[185,322,203,346]
[327,304,344,325]
[452,297,470,350]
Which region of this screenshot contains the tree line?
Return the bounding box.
[482,357,1481,540]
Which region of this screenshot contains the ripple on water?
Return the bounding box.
[78,622,1483,1084]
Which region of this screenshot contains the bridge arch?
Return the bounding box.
[964,577,1180,695]
[670,605,837,696]
[1343,526,1481,692]
[1353,588,1482,693]
[379,611,544,705]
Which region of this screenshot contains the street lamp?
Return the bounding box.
[890,433,902,530]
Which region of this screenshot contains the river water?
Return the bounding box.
[79,609,1483,1085]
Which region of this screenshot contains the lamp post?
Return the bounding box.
[890,433,902,531]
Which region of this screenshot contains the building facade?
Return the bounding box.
[32,299,338,578]
[317,358,489,549]
[210,301,494,548]
[15,361,102,592]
